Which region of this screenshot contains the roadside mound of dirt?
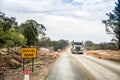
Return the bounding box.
[0,54,22,72]
[0,52,23,80]
[85,50,120,60]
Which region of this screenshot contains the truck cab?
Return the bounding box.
[71,42,83,54]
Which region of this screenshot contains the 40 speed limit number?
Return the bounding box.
[21,48,37,59]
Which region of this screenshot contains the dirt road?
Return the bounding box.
[45,52,120,80]
[45,53,92,80]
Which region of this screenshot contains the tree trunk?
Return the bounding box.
[118,44,120,49]
[29,44,30,48]
[118,40,120,49]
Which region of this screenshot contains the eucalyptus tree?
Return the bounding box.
[0,11,17,32]
[20,20,46,47]
[102,0,120,48]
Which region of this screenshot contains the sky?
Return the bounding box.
[0,0,116,43]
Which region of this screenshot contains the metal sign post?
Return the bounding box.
[23,59,25,71]
[32,58,34,72]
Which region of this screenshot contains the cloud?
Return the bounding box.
[61,0,73,3]
[0,0,116,43]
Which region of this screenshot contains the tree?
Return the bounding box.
[1,28,26,49]
[20,20,46,47]
[0,29,6,47]
[7,28,26,47]
[84,41,94,47]
[102,0,120,48]
[0,11,17,32]
[0,11,25,49]
[83,41,94,50]
[52,40,69,51]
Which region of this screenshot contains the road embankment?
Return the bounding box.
[85,50,120,61]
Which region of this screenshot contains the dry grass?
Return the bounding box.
[85,50,120,60]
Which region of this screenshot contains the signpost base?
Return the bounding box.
[32,58,34,72]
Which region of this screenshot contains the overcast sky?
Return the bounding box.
[0,0,116,43]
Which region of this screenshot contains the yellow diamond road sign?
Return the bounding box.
[21,48,37,59]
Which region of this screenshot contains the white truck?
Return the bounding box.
[71,42,83,54]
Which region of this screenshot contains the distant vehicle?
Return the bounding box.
[57,49,62,52]
[71,42,83,54]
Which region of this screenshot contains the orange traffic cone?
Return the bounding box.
[24,68,29,80]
